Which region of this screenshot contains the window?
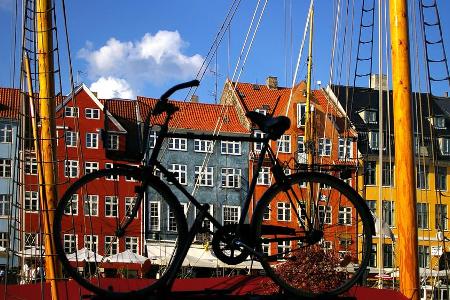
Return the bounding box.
[383,244,393,268]
[0,233,8,249]
[367,200,376,215]
[85,108,100,119]
[84,195,98,216]
[277,202,291,221]
[257,167,271,185]
[417,203,429,229]
[169,164,187,185]
[436,166,447,191]
[436,204,447,231]
[263,205,271,220]
[86,132,99,148]
[440,138,450,156]
[338,138,352,159]
[277,135,291,153]
[277,240,291,258]
[125,237,139,253]
[364,161,376,185]
[106,134,119,150]
[148,130,157,148]
[194,139,213,153]
[64,106,78,117]
[221,168,241,188]
[318,205,332,224]
[25,157,37,175]
[382,200,395,227]
[262,242,270,256]
[369,131,379,150]
[369,244,377,267]
[297,103,306,127]
[434,117,446,129]
[65,131,78,147]
[168,207,179,232]
[0,195,11,216]
[169,138,187,151]
[418,245,430,268]
[64,234,77,254]
[338,207,352,225]
[64,194,78,215]
[223,206,240,225]
[221,141,241,155]
[64,160,79,178]
[0,159,12,178]
[25,233,38,247]
[0,123,12,143]
[194,204,213,235]
[125,197,137,217]
[25,191,38,212]
[318,138,331,156]
[194,166,214,186]
[298,202,307,225]
[84,235,98,253]
[253,131,266,152]
[104,236,119,256]
[85,162,99,175]
[105,163,118,180]
[417,165,429,189]
[149,201,160,231]
[105,196,118,217]
[364,110,377,124]
[382,162,394,186]
[255,108,267,115]
[297,136,306,163]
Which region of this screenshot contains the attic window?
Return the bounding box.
[359,109,377,124]
[252,84,260,90]
[434,116,446,129]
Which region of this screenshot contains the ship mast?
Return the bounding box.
[389,0,419,299]
[304,3,314,167]
[35,0,62,298]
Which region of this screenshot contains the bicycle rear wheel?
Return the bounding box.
[53,166,188,299]
[251,172,373,298]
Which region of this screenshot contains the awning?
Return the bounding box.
[66,247,103,262]
[146,243,262,269]
[104,250,148,264]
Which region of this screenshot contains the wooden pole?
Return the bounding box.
[35,0,62,298]
[305,4,314,167]
[389,1,419,299]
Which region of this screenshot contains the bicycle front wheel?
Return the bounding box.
[252,172,373,298]
[54,166,188,299]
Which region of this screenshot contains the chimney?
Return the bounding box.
[266,76,278,90]
[191,95,199,103]
[92,91,98,98]
[370,74,388,90]
[444,91,448,98]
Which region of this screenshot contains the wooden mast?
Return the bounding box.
[305,4,314,167]
[35,0,61,298]
[389,0,419,299]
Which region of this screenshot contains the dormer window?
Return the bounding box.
[439,138,450,156]
[255,108,267,115]
[359,109,377,124]
[434,116,446,129]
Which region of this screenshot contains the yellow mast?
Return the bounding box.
[389,0,419,299]
[35,0,62,298]
[305,4,314,167]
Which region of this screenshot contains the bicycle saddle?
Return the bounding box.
[246,111,291,140]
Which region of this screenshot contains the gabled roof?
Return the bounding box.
[0,87,21,119]
[137,96,249,134]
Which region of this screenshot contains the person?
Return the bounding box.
[30,263,36,283]
[0,268,5,282]
[20,262,30,284]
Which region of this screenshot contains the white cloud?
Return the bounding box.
[89,76,134,99]
[79,31,203,97]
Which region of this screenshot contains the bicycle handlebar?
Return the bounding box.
[160,79,200,101]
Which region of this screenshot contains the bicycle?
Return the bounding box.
[54,80,374,299]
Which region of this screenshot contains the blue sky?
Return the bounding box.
[0,0,449,102]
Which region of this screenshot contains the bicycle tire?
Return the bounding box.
[251,172,373,298]
[53,166,188,299]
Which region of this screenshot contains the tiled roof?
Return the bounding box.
[0,87,21,119]
[137,96,249,134]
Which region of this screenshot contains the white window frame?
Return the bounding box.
[338,207,352,225]
[63,234,77,254]
[65,131,78,147]
[338,138,353,159]
[85,161,99,175]
[84,195,99,216]
[318,138,332,156]
[25,157,37,175]
[221,141,241,155]
[223,205,240,225]
[105,196,118,217]
[277,202,291,221]
[169,138,187,151]
[194,139,214,153]
[253,131,266,152]
[104,236,119,256]
[0,194,11,216]
[106,134,119,150]
[85,108,100,119]
[297,103,306,127]
[64,194,78,215]
[194,166,214,186]
[369,132,379,150]
[125,197,137,218]
[170,164,187,185]
[318,205,332,225]
[257,167,271,185]
[221,168,241,188]
[148,131,157,148]
[277,135,291,153]
[86,132,99,149]
[440,138,450,156]
[84,235,98,253]
[149,201,160,231]
[125,237,139,254]
[64,106,79,118]
[105,163,118,180]
[0,123,12,143]
[64,160,79,178]
[25,191,38,212]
